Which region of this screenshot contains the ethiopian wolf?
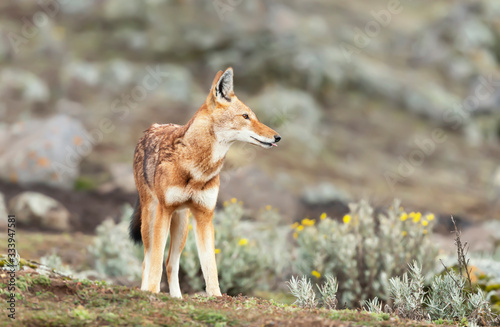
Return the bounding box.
[130,67,281,298]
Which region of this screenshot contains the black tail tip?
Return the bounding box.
[129,197,143,244]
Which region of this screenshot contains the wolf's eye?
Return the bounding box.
[242,114,250,120]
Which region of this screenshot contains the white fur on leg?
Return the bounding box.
[141,247,151,290]
[146,206,170,293]
[192,220,221,296]
[167,209,189,299]
[141,201,157,291]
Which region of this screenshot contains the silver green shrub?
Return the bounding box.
[287,275,339,309]
[179,200,289,295]
[287,275,317,309]
[389,261,426,320]
[363,296,383,314]
[426,270,492,322]
[88,204,142,281]
[293,199,437,306]
[40,252,74,276]
[316,275,338,309]
[383,262,496,325]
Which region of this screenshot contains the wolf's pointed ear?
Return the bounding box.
[212,67,233,103]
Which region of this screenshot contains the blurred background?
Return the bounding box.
[0,0,499,299]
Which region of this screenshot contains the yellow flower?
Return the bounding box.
[402,231,407,237]
[238,238,248,246]
[410,212,421,223]
[312,270,321,279]
[400,212,408,221]
[297,225,304,231]
[265,205,272,211]
[320,212,327,220]
[188,224,193,231]
[231,197,237,204]
[422,220,428,227]
[215,249,221,254]
[423,229,428,234]
[223,201,229,207]
[301,218,315,226]
[427,213,435,221]
[343,215,351,224]
[290,222,299,229]
[293,232,298,239]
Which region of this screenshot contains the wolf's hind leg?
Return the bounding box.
[146,205,172,293]
[165,209,190,298]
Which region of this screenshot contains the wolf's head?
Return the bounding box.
[206,67,281,149]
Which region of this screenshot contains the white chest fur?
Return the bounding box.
[187,164,223,183]
[165,186,219,210]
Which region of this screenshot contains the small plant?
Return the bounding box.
[88,204,142,281]
[293,199,437,306]
[40,252,74,276]
[287,275,340,310]
[287,276,317,309]
[33,274,51,287]
[426,269,468,320]
[388,261,426,320]
[363,297,383,314]
[316,275,338,310]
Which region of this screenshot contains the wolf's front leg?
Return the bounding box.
[190,207,222,297]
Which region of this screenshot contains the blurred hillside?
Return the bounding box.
[0,0,499,230]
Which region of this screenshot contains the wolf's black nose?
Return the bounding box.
[274,135,281,143]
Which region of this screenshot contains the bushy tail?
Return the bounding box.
[129,197,142,244]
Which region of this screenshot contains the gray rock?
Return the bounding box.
[403,84,462,124]
[248,86,324,153]
[109,163,136,193]
[456,18,495,50]
[301,182,351,206]
[103,59,137,87]
[9,192,71,231]
[61,61,101,88]
[352,57,403,101]
[249,86,322,128]
[0,68,50,103]
[102,0,145,21]
[0,193,7,231]
[0,115,90,189]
